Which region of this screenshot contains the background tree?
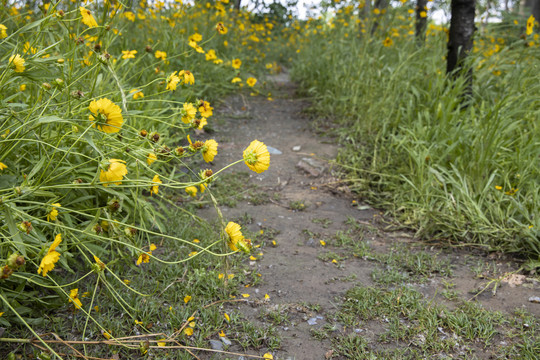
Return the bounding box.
[234,0,241,10]
[371,0,390,33]
[447,0,476,98]
[521,0,540,21]
[415,0,428,41]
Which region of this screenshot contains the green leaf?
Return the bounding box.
[37,116,66,124]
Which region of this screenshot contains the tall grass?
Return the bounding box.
[292,4,539,256]
[0,0,282,351]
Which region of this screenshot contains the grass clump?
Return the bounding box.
[330,285,539,358]
[291,4,540,256]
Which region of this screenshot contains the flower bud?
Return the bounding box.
[151,132,160,143]
[17,221,32,234]
[108,199,121,213]
[98,53,111,64]
[42,82,52,90]
[71,90,84,99]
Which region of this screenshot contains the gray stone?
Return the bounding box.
[220,337,232,346]
[267,146,282,155]
[209,339,224,350]
[292,145,301,151]
[296,157,327,177]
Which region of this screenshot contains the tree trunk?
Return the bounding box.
[359,0,371,35]
[532,0,540,22]
[234,0,241,10]
[447,0,475,100]
[447,0,476,74]
[371,0,390,34]
[415,0,428,42]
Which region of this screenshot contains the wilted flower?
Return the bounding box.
[38,234,62,277]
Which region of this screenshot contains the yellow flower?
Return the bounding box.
[150,174,162,195]
[155,50,167,60]
[94,255,105,270]
[80,7,98,28]
[246,77,257,87]
[383,37,393,47]
[225,222,244,251]
[206,49,217,61]
[136,253,150,265]
[182,103,197,123]
[124,11,136,21]
[189,33,203,42]
[527,15,535,36]
[231,77,242,83]
[196,117,208,130]
[189,40,205,53]
[38,234,62,277]
[122,50,137,59]
[243,140,270,174]
[198,101,213,118]
[199,183,207,193]
[232,58,242,69]
[185,186,198,197]
[420,11,427,18]
[179,70,195,85]
[202,139,218,162]
[184,295,192,303]
[184,328,194,336]
[0,24,7,39]
[9,54,25,73]
[132,90,144,99]
[216,22,227,34]
[47,203,61,222]
[89,98,123,133]
[263,353,273,359]
[100,159,128,186]
[0,162,7,170]
[69,288,83,309]
[166,71,180,91]
[147,152,157,166]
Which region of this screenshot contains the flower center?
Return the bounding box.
[244,151,258,165]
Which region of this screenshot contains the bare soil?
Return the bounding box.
[197,74,540,360]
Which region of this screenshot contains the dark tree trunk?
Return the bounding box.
[447,0,476,77]
[234,0,241,10]
[371,0,390,34]
[532,0,540,23]
[358,0,371,35]
[415,0,428,41]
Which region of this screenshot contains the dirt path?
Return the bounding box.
[198,74,540,359]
